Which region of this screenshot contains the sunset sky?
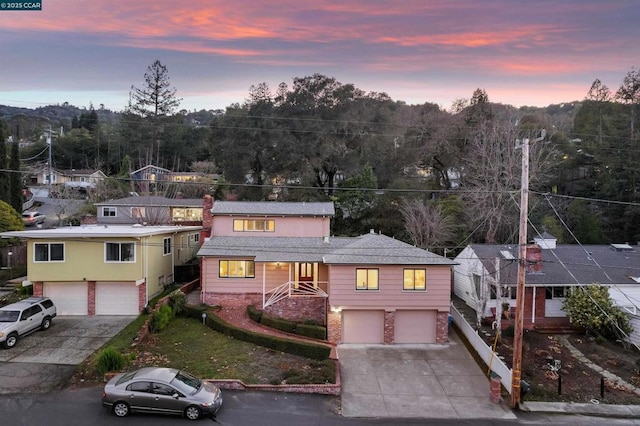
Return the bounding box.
[1,1,638,112]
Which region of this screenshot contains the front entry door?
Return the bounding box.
[299,262,314,282]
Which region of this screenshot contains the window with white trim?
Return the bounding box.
[163,237,172,255]
[105,242,135,262]
[188,233,200,247]
[403,269,426,290]
[34,243,64,262]
[219,260,255,278]
[102,207,117,217]
[356,268,378,290]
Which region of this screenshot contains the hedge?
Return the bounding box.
[246,305,263,323]
[261,315,297,333]
[246,304,327,340]
[295,323,327,340]
[182,305,330,360]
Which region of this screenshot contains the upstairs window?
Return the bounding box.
[219,260,255,278]
[163,237,172,255]
[356,268,379,290]
[34,243,64,262]
[102,207,117,217]
[105,242,135,262]
[403,269,426,291]
[233,219,275,232]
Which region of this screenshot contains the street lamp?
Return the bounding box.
[7,251,12,280]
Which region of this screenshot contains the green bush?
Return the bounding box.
[168,289,187,316]
[149,304,174,333]
[182,305,331,360]
[246,305,263,323]
[295,323,327,340]
[97,347,125,374]
[261,316,297,333]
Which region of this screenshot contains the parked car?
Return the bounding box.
[0,297,57,349]
[102,367,223,420]
[22,211,46,226]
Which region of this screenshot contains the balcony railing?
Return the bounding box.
[263,281,328,308]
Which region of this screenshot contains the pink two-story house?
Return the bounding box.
[197,195,456,345]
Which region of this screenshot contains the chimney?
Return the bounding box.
[526,244,543,273]
[200,194,214,244]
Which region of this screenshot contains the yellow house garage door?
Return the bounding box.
[394,310,437,344]
[44,282,88,315]
[96,282,139,315]
[342,310,385,344]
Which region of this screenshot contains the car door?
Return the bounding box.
[19,305,43,335]
[149,382,186,415]
[125,381,155,412]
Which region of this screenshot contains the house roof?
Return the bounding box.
[198,232,456,265]
[211,201,335,217]
[130,165,172,175]
[0,224,202,239]
[95,196,202,207]
[462,243,640,287]
[60,169,106,177]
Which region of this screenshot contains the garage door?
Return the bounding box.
[44,282,88,315]
[395,310,437,344]
[342,310,384,344]
[96,282,139,315]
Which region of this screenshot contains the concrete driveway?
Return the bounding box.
[0,316,135,394]
[338,328,517,420]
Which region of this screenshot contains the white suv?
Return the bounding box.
[0,297,57,349]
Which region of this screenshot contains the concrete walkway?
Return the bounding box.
[338,329,516,419]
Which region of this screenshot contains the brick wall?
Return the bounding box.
[384,311,395,344]
[436,312,449,344]
[326,310,341,344]
[33,281,43,297]
[87,281,96,315]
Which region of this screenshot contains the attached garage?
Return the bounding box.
[96,282,140,315]
[342,310,384,344]
[394,310,437,344]
[44,282,88,315]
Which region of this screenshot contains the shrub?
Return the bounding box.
[295,323,327,340]
[168,289,187,316]
[149,304,174,333]
[503,324,515,338]
[261,316,297,333]
[246,305,263,323]
[182,305,331,360]
[97,347,125,374]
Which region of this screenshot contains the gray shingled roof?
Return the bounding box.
[198,232,456,265]
[211,201,335,217]
[465,243,640,286]
[96,196,202,207]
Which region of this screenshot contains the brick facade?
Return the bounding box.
[138,281,147,311]
[326,310,341,345]
[33,281,43,297]
[436,312,449,344]
[384,311,395,344]
[87,281,96,315]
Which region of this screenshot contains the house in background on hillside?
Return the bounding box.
[94,195,203,226]
[453,232,640,334]
[0,224,202,315]
[129,165,218,195]
[197,196,456,345]
[29,167,106,189]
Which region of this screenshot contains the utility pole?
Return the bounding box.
[511,130,545,408]
[46,125,53,196]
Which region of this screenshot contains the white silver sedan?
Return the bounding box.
[102,367,222,420]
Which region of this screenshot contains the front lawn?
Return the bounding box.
[71,315,335,386]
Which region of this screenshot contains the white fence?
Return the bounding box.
[450,304,512,393]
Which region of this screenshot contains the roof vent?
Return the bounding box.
[610,243,634,252]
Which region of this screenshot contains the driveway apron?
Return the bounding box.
[338,328,517,419]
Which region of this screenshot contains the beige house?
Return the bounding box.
[0,225,201,315]
[197,197,456,345]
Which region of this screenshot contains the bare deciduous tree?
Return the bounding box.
[400,199,454,252]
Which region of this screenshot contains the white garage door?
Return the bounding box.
[342,310,384,344]
[395,310,437,344]
[96,282,139,315]
[44,282,88,315]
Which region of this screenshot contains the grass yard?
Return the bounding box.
[71,315,335,387]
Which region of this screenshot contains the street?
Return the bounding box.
[0,386,639,426]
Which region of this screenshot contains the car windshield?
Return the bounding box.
[0,310,20,322]
[171,370,202,395]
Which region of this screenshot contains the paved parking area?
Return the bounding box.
[338,329,517,420]
[0,316,135,394]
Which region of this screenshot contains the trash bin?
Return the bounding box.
[520,380,530,401]
[448,314,453,327]
[490,372,502,403]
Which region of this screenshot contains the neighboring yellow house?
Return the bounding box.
[0,225,201,315]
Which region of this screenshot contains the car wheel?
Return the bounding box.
[4,333,18,349]
[41,317,52,330]
[184,405,201,420]
[112,401,130,417]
